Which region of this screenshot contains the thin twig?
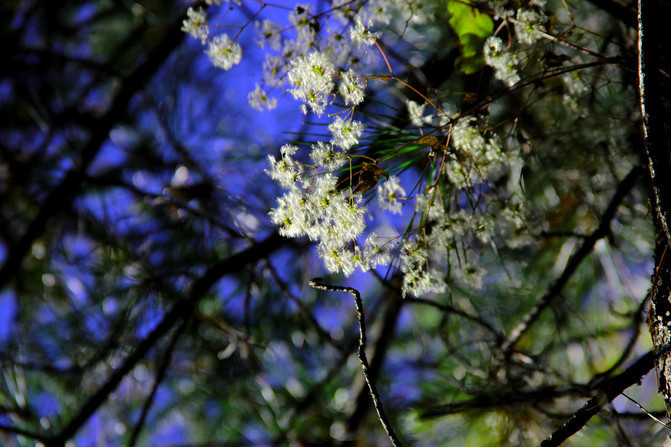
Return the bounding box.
[620,392,670,429]
[308,278,403,447]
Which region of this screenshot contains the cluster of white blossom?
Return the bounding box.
[267,143,394,277]
[182,0,436,112]
[264,43,407,277]
[515,8,546,45]
[481,0,549,88]
[287,52,337,116]
[181,5,243,73]
[484,36,521,87]
[446,116,509,189]
[181,7,209,44]
[206,34,242,71]
[182,0,547,298]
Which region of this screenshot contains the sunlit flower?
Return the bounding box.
[206,34,242,71]
[328,117,363,150]
[378,176,405,214]
[288,51,336,116]
[181,7,209,44]
[338,70,365,106]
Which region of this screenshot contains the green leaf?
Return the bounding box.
[447,0,494,74]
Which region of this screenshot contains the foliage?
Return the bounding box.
[1,0,670,446]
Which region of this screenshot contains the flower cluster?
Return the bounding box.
[515,8,546,45]
[181,7,209,44]
[446,116,508,189]
[206,34,242,71]
[183,0,437,111]
[183,0,549,298]
[267,144,389,277]
[484,36,520,87]
[181,6,243,72]
[288,52,337,116]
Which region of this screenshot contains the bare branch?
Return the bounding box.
[309,278,404,447]
[540,350,655,447]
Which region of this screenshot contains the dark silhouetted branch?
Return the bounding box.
[540,350,655,447]
[0,8,190,290]
[346,282,403,436]
[309,278,404,447]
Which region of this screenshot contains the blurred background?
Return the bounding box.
[0,0,666,446]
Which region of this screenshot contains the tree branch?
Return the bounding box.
[127,317,189,447]
[42,232,284,447]
[540,350,656,447]
[494,165,644,369]
[309,278,404,447]
[0,6,191,290]
[346,282,403,436]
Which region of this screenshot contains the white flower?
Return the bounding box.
[266,144,300,187]
[350,16,380,47]
[515,9,544,45]
[289,4,316,50]
[248,84,277,111]
[269,186,310,238]
[378,176,405,214]
[484,36,520,87]
[338,70,365,106]
[281,144,298,158]
[406,100,432,127]
[206,34,242,71]
[256,19,283,51]
[447,116,507,188]
[451,117,486,155]
[458,261,485,289]
[362,233,391,268]
[328,117,363,150]
[310,141,346,171]
[181,7,209,44]
[262,54,284,85]
[288,51,336,116]
[400,241,446,297]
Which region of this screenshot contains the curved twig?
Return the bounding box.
[309,278,403,447]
